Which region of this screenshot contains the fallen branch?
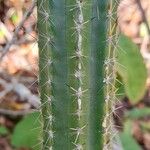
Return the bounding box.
[0,77,40,108]
[0,108,38,117]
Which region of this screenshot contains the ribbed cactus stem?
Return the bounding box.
[38,0,118,149]
[103,0,118,149]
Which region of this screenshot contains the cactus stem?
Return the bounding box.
[38,0,119,149]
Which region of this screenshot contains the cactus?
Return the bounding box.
[38,0,118,149]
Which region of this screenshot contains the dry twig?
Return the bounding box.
[136,0,150,35]
[0,77,40,108]
[0,0,36,61]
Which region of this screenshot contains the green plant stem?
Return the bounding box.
[38,0,118,149]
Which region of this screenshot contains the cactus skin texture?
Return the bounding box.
[38,0,118,149]
[103,0,118,149]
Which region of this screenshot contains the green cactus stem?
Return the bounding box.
[38,0,118,149]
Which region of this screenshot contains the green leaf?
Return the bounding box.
[117,34,147,104]
[125,108,150,119]
[0,126,8,135]
[11,112,42,150]
[120,120,142,150]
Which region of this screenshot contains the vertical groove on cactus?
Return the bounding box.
[103,0,118,149]
[49,1,71,149]
[88,1,108,149]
